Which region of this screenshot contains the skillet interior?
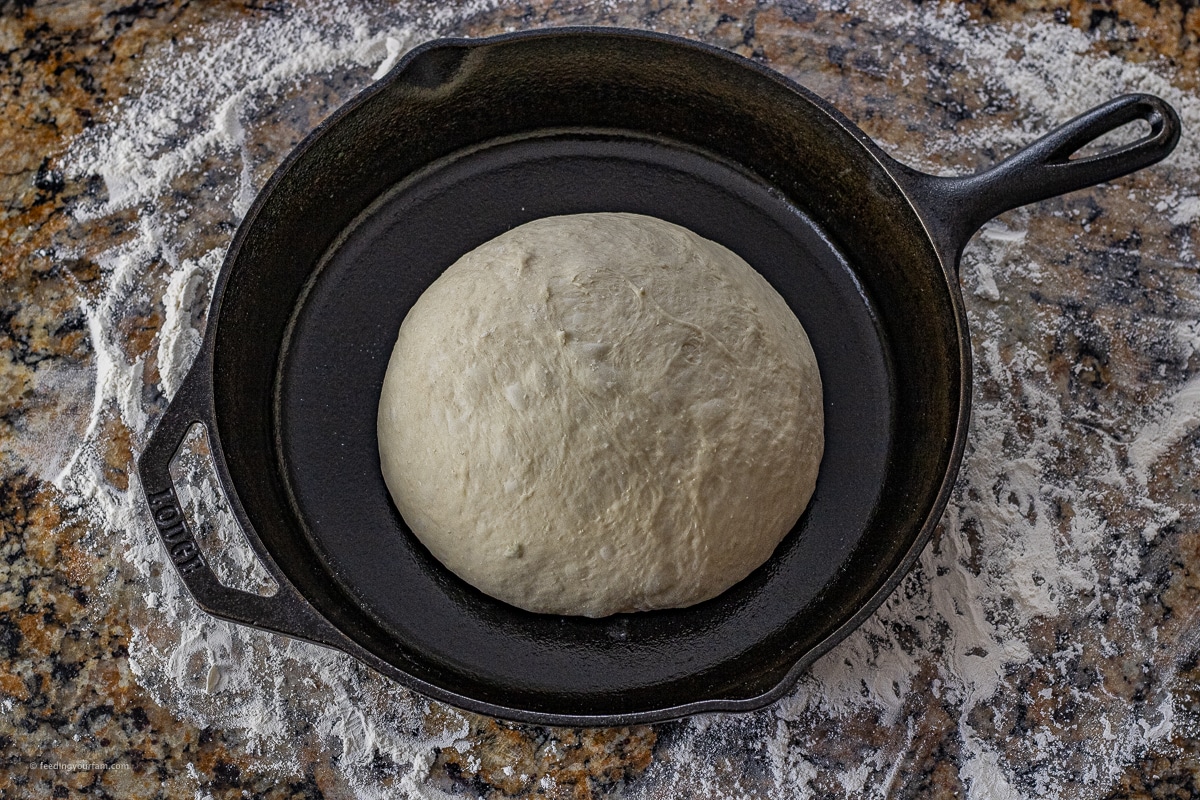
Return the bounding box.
[209,30,963,718]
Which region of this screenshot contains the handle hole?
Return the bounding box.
[1068,117,1152,160]
[169,423,279,597]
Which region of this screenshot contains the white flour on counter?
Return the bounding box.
[43,1,1199,798]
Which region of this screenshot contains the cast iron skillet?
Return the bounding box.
[137,28,1180,725]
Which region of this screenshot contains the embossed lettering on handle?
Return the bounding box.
[145,486,205,574]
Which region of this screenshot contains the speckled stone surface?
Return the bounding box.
[1,1,1198,798]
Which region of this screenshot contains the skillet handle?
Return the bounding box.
[903,93,1181,262]
[138,369,344,648]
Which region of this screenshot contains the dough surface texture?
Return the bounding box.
[378,212,823,617]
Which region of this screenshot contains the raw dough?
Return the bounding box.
[378,212,823,617]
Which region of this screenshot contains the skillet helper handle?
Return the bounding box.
[909,93,1181,260]
[138,375,342,647]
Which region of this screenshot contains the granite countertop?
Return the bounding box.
[2,1,1198,798]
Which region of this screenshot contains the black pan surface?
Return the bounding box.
[278,132,891,704]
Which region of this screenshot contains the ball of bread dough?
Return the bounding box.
[378,212,823,617]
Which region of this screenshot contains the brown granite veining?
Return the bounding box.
[962,0,1200,87]
[429,717,656,799]
[2,0,1199,798]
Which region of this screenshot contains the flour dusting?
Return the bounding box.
[156,250,219,399]
[1129,374,1200,487]
[40,0,1198,797]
